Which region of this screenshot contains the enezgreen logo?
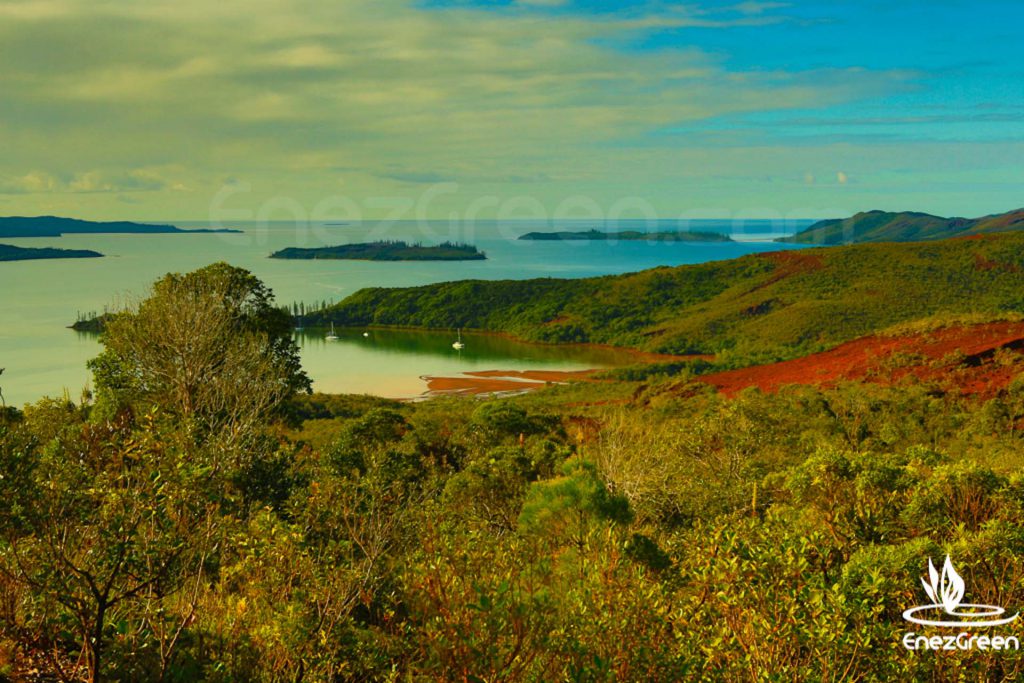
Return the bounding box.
[902,556,1020,651]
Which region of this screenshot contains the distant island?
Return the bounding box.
[0,216,241,238]
[270,240,487,261]
[518,229,733,242]
[777,207,1024,245]
[0,243,103,261]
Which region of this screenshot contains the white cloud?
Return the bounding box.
[0,0,913,216]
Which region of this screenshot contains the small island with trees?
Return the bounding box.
[0,243,104,261]
[270,240,487,261]
[518,229,732,242]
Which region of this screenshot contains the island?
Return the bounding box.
[518,229,732,242]
[776,207,1024,245]
[0,215,241,238]
[270,240,487,261]
[0,243,103,261]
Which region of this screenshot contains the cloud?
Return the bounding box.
[378,171,454,184]
[0,168,179,195]
[516,0,569,6]
[732,2,790,15]
[837,171,849,184]
[0,0,925,216]
[0,171,61,194]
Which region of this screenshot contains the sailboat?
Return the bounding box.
[452,328,465,350]
[326,322,339,341]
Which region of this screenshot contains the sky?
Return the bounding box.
[0,0,1021,222]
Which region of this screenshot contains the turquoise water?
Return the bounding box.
[0,220,807,405]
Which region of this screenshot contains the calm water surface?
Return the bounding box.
[0,220,808,405]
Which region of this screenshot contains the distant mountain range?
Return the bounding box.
[0,216,240,238]
[777,208,1024,245]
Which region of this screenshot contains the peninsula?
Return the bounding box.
[0,243,103,261]
[0,216,241,238]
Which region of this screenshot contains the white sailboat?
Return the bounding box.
[326,322,339,341]
[452,328,465,350]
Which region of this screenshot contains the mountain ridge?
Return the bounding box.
[777,207,1024,245]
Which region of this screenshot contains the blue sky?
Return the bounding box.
[0,0,1021,219]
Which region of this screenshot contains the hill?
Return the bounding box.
[270,241,486,261]
[694,318,1024,398]
[519,229,732,242]
[777,207,1024,245]
[310,233,1024,362]
[0,216,240,238]
[0,243,103,261]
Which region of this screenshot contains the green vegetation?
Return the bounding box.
[779,207,1024,245]
[311,232,1024,363]
[5,264,1024,680]
[270,240,486,261]
[0,215,240,238]
[0,243,103,261]
[519,229,732,242]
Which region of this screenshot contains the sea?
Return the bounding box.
[0,219,811,406]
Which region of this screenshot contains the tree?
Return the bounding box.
[518,459,632,583]
[89,263,310,456]
[0,408,218,683]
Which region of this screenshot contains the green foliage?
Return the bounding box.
[88,262,310,452]
[14,262,1024,679]
[519,459,633,550]
[314,232,1024,362]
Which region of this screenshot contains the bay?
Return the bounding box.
[0,219,808,405]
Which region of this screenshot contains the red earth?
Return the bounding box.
[698,321,1024,398]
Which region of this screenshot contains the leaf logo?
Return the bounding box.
[904,555,1019,628]
[921,556,965,615]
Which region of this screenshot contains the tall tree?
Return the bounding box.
[89,263,310,455]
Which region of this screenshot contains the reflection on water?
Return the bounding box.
[60,327,633,403]
[295,327,636,397]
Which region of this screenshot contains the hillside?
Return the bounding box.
[778,207,1024,245]
[311,233,1024,361]
[519,229,731,242]
[270,240,486,261]
[0,215,240,238]
[695,319,1024,397]
[0,243,103,261]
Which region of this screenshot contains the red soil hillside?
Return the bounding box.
[699,321,1024,397]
